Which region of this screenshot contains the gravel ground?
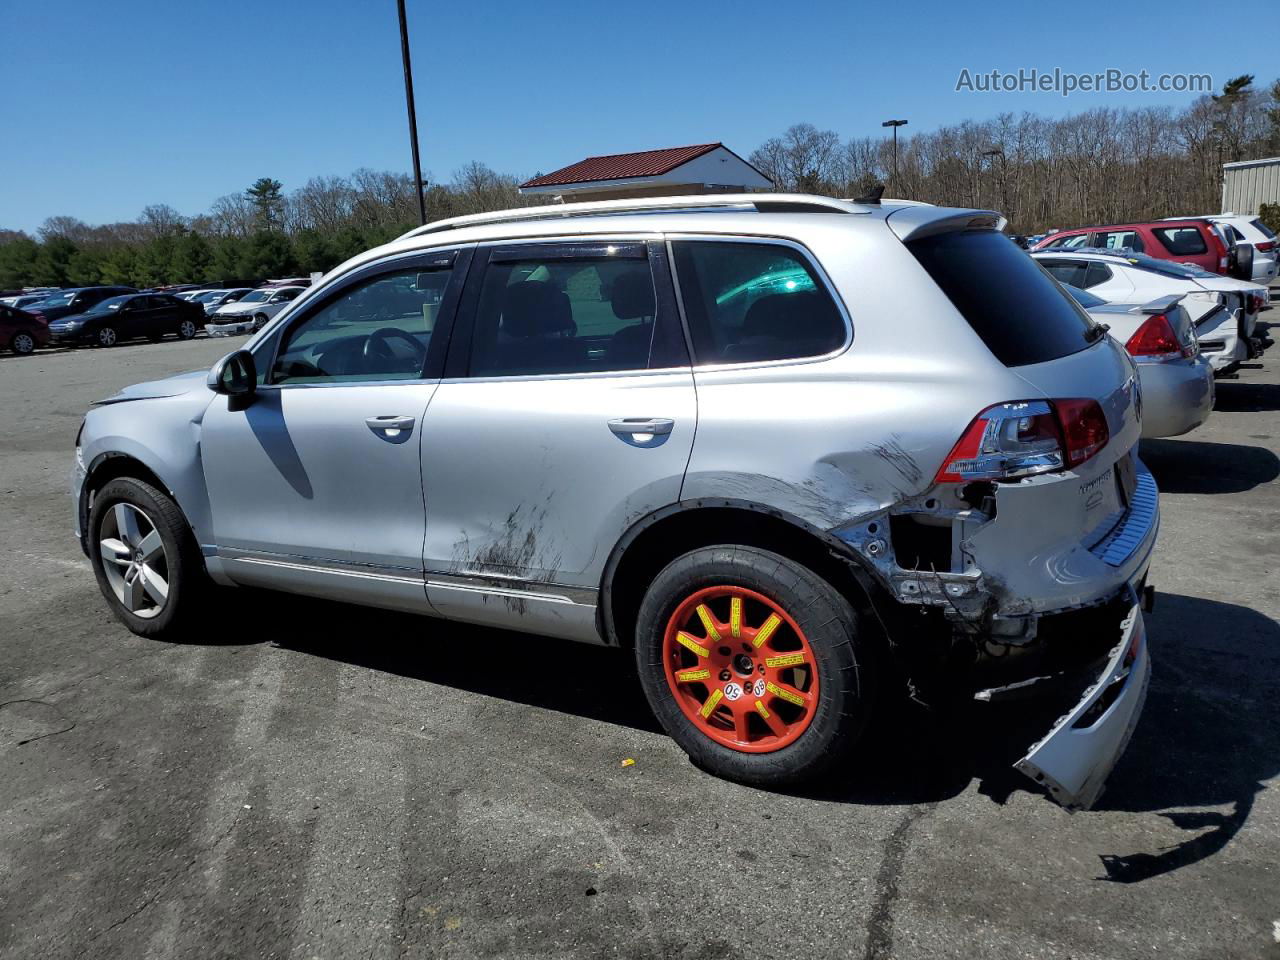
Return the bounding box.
[1,332,1278,960]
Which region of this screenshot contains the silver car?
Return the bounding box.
[1065,285,1214,438]
[72,194,1157,809]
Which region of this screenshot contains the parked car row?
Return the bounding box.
[1,282,312,354]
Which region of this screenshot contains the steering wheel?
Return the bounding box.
[362,327,426,370]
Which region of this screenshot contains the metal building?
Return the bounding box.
[1221,156,1280,214]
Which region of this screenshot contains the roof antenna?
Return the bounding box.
[854,182,885,205]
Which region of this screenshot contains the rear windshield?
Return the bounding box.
[907,229,1095,367]
[1252,219,1277,240]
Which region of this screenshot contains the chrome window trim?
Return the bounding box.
[663,232,854,371]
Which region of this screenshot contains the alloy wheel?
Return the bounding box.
[179,320,196,338]
[13,333,34,354]
[662,585,819,753]
[98,327,117,347]
[98,502,169,619]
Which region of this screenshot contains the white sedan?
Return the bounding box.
[207,286,306,337]
[1033,249,1270,373]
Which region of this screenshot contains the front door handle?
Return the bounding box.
[365,415,416,442]
[608,418,674,447]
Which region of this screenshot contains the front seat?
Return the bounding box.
[607,268,656,367]
[490,280,582,374]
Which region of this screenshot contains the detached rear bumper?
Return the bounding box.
[1014,593,1150,810]
[207,319,254,338]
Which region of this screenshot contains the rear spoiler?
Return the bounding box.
[885,205,1008,242]
[1130,294,1186,315]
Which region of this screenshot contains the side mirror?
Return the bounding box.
[208,349,258,408]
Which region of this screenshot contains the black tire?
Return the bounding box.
[177,319,199,339]
[96,325,118,347]
[252,313,268,331]
[635,545,875,787]
[87,477,209,639]
[11,332,36,355]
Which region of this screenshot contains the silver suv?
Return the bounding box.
[73,194,1157,809]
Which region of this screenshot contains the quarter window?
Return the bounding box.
[671,241,845,364]
[271,267,449,384]
[468,253,657,377]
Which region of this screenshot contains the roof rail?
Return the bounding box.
[398,193,866,240]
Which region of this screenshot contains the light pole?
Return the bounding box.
[983,146,1006,214]
[881,119,908,193]
[397,0,427,226]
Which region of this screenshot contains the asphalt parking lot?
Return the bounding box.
[1,333,1278,960]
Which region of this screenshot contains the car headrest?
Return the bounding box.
[609,269,655,320]
[501,281,573,338]
[742,292,839,342]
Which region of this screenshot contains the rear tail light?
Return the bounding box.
[1219,256,1229,271]
[1255,241,1274,253]
[1246,293,1265,314]
[1124,312,1193,361]
[934,398,1110,483]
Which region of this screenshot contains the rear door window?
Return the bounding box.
[1083,262,1113,288]
[670,240,846,364]
[1039,259,1088,288]
[908,230,1095,367]
[1154,227,1207,255]
[1095,230,1144,252]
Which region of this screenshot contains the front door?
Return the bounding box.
[200,248,469,612]
[420,239,696,642]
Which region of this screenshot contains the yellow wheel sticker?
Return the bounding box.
[696,604,721,641]
[676,632,710,658]
[700,688,724,718]
[730,597,743,638]
[754,699,771,720]
[676,668,710,683]
[752,613,782,648]
[766,680,805,707]
[765,652,806,669]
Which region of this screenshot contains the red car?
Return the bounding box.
[0,303,50,355]
[1034,219,1238,275]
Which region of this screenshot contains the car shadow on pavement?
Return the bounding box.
[1212,379,1280,413]
[240,587,1278,884]
[1140,437,1279,493]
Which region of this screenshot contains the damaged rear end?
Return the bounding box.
[860,211,1159,809]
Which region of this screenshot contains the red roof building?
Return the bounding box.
[519,143,772,201]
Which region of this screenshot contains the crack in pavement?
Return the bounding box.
[73,812,244,959]
[863,803,938,960]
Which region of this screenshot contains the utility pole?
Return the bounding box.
[881,119,908,194]
[397,0,427,226]
[983,146,1007,215]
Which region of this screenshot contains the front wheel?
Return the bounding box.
[11,332,35,355]
[635,545,875,787]
[96,326,118,347]
[88,477,209,639]
[177,319,198,339]
[252,313,268,331]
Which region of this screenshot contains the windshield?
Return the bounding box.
[87,296,132,313]
[1063,284,1107,309]
[193,291,223,302]
[239,290,271,303]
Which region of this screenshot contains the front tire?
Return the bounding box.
[177,319,198,339]
[635,545,875,787]
[11,332,35,355]
[96,326,118,347]
[88,477,208,639]
[252,313,268,332]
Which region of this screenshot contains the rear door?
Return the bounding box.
[420,238,696,641]
[1150,224,1216,272]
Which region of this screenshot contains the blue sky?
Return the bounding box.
[0,0,1262,233]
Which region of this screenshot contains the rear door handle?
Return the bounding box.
[365,415,416,441]
[608,418,674,447]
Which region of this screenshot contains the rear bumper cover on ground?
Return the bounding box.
[1014,592,1150,810]
[1137,357,1214,438]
